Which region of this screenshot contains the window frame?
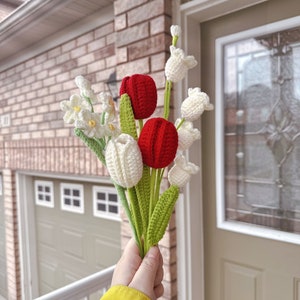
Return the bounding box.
[60,183,84,214]
[34,180,54,208]
[215,16,300,245]
[93,186,120,221]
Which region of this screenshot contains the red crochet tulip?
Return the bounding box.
[138,118,178,169]
[120,74,157,120]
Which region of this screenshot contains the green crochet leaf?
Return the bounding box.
[147,185,179,247]
[74,128,106,165]
[135,165,150,234]
[120,93,138,139]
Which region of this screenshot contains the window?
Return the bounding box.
[61,183,84,214]
[216,17,300,240]
[93,186,120,220]
[35,180,54,208]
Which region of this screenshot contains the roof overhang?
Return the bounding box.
[0,0,114,71]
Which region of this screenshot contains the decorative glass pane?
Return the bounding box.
[223,26,300,234]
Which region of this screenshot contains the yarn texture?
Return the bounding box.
[106,134,143,188]
[138,118,178,169]
[120,74,157,120]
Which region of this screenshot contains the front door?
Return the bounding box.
[201,0,300,299]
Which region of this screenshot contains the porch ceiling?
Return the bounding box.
[0,0,114,66]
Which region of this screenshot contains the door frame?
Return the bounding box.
[176,1,269,299]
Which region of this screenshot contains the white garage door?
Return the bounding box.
[33,177,121,298]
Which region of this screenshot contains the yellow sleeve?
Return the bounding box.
[101,285,150,300]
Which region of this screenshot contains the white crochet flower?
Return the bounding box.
[99,92,116,122]
[181,87,214,121]
[60,94,91,124]
[75,75,97,104]
[176,119,201,151]
[106,134,143,188]
[75,110,104,138]
[168,155,199,188]
[104,122,121,137]
[165,46,197,82]
[170,25,181,38]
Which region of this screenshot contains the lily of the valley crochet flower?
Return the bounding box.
[60,25,213,257]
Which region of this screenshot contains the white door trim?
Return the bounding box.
[17,173,39,299]
[176,1,269,300]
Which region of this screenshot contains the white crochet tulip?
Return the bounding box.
[165,46,197,82]
[181,87,214,121]
[168,155,199,187]
[106,134,143,188]
[176,119,201,151]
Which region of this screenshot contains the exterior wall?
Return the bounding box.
[0,0,177,299]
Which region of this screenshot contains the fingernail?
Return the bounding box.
[146,246,159,259]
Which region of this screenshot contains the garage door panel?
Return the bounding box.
[39,261,57,293]
[62,228,86,262]
[37,221,56,250]
[34,177,121,296]
[94,238,121,268]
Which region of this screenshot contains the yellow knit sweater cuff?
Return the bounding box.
[101,285,150,300]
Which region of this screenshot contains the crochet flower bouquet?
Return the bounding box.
[60,25,213,257]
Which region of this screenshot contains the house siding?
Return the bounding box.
[0,0,177,299]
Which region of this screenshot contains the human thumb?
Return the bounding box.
[129,246,160,299]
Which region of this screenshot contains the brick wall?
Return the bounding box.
[0,0,177,298]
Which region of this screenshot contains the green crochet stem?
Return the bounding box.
[176,118,185,130]
[127,187,143,253]
[163,80,172,120]
[114,183,143,257]
[83,95,94,113]
[172,36,178,46]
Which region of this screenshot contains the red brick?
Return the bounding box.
[116,22,149,47]
[127,0,167,26]
[114,13,127,31]
[94,22,114,38]
[150,15,172,35]
[117,57,150,79]
[114,0,147,15]
[88,37,106,52]
[128,33,170,60]
[77,32,94,46]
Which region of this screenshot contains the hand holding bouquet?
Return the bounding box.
[60,25,213,257]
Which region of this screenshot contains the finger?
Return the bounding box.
[129,246,160,298]
[111,239,142,286]
[154,251,163,287]
[154,283,164,299]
